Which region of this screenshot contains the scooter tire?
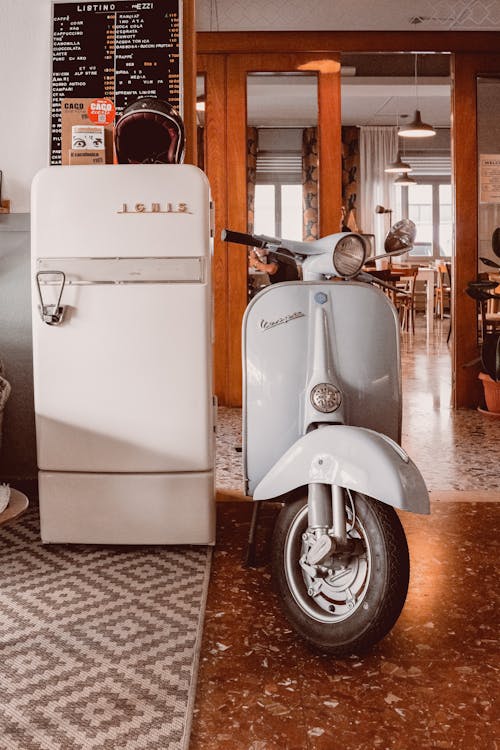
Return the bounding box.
[271,492,409,656]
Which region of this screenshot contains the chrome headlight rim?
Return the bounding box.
[332,233,367,279]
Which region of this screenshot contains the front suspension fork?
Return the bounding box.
[307,483,347,544]
[305,483,351,566]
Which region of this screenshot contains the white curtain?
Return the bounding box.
[359,127,398,253]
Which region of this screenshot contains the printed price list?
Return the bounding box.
[51,1,182,164]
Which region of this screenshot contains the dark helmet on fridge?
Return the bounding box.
[114,97,185,164]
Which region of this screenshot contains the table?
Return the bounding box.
[0,488,29,527]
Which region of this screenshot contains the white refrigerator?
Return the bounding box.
[31,165,215,544]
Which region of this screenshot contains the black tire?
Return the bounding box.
[271,492,409,656]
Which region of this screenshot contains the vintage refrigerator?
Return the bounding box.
[31,165,215,544]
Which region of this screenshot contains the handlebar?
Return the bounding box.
[221,228,333,259]
[221,229,300,268]
[221,229,278,250]
[221,227,409,289]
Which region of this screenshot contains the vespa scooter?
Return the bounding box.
[222,223,429,656]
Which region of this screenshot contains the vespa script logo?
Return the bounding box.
[118,202,191,214]
[260,311,305,331]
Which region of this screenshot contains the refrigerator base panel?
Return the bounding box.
[39,470,215,545]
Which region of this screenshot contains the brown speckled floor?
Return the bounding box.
[193,315,499,749]
[191,501,498,750]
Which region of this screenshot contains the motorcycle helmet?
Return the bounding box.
[114,97,185,164]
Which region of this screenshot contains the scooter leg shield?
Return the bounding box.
[252,425,429,515]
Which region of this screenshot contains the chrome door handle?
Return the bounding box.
[36,271,66,326]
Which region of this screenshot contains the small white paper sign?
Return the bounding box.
[480,154,500,204]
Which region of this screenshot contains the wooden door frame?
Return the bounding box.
[226,53,342,405]
[197,31,500,56]
[452,53,500,406]
[197,31,500,407]
[180,0,196,164]
[197,54,229,403]
[198,51,342,404]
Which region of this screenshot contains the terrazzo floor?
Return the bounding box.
[191,314,499,750]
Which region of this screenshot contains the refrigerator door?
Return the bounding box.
[32,165,213,474]
[32,164,209,261]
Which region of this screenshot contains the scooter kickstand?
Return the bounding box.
[244,501,262,568]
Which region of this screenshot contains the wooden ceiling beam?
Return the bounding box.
[197,31,500,56]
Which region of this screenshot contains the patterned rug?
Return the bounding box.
[0,505,211,750]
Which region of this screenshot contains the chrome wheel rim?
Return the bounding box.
[284,501,372,624]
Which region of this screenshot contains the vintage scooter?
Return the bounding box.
[222,223,429,656]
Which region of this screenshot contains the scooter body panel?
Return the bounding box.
[253,425,430,515]
[243,281,401,496]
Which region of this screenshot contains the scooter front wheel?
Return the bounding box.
[271,492,409,656]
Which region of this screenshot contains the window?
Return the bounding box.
[398,178,452,259]
[280,184,303,239]
[254,183,303,239]
[254,185,276,236]
[253,128,305,240]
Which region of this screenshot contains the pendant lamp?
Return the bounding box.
[394,172,417,186]
[385,151,412,173]
[399,110,436,138]
[385,99,413,172]
[399,55,436,139]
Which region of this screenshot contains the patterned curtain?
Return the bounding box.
[302,127,319,241]
[342,126,360,232]
[247,127,258,233]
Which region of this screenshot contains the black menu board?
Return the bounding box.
[51,1,182,164]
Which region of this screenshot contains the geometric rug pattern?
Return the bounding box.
[0,506,211,750]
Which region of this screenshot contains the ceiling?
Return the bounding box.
[196,0,500,31]
[246,73,451,128]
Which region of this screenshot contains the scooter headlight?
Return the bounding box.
[332,234,367,278]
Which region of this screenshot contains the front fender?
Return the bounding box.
[253,425,429,514]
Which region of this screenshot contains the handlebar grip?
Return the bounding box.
[221,229,267,249]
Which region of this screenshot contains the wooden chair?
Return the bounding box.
[484,279,500,335]
[445,261,452,343]
[475,273,500,338]
[395,267,418,333]
[434,263,451,319]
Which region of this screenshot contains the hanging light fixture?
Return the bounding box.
[385,151,412,173]
[385,98,413,173]
[394,172,417,186]
[393,132,417,185]
[399,54,436,139]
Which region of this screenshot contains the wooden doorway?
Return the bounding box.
[197,51,342,405]
[453,53,500,406]
[197,33,500,408]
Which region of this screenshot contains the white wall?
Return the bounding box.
[1,0,53,212]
